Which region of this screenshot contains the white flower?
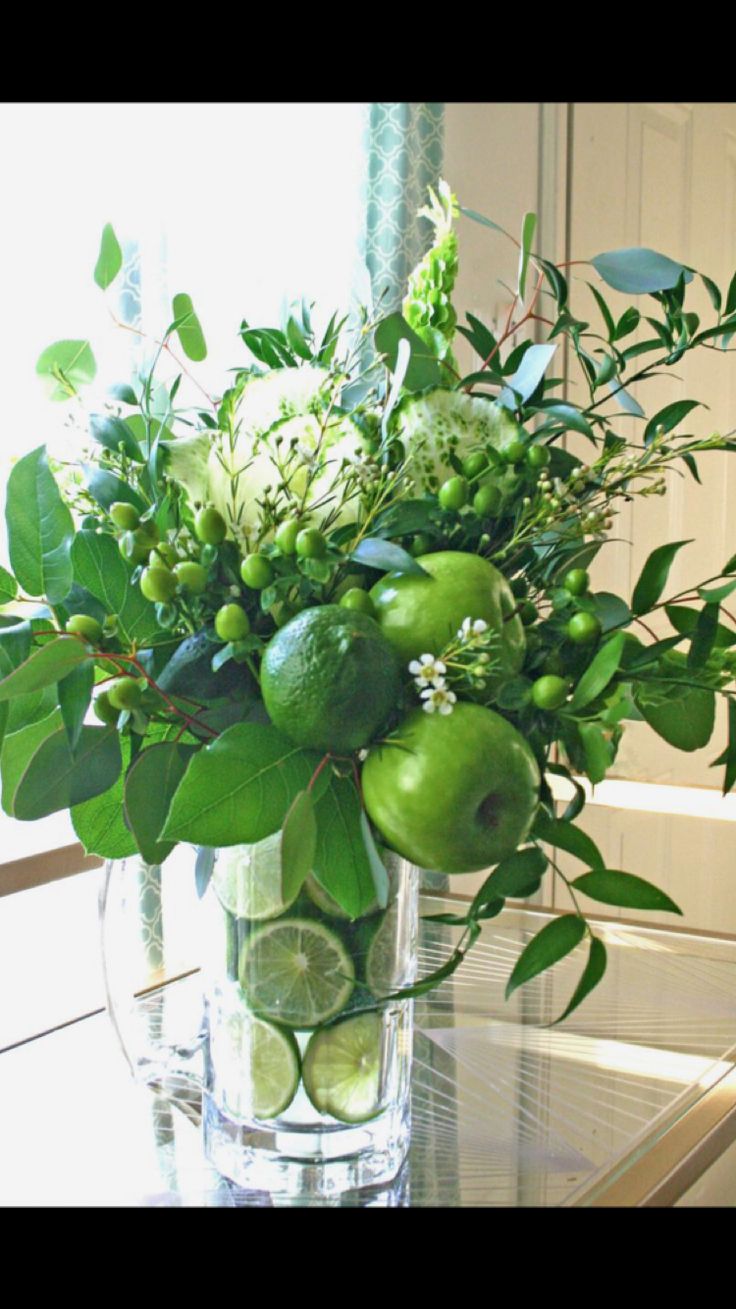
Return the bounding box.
[420,685,457,715]
[357,748,369,762]
[457,616,489,642]
[408,654,447,688]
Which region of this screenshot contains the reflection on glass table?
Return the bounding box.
[2,892,736,1206]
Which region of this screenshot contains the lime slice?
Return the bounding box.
[364,900,413,997]
[302,1012,384,1123]
[239,917,355,1029]
[217,1012,300,1120]
[212,832,299,922]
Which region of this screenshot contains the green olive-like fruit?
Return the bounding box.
[107,677,143,711]
[240,554,275,589]
[65,614,103,643]
[463,452,488,480]
[564,568,590,596]
[438,476,469,511]
[567,611,601,645]
[531,674,569,711]
[526,444,551,470]
[502,438,528,465]
[215,604,251,642]
[275,519,301,555]
[339,588,376,618]
[94,691,120,725]
[174,561,208,594]
[195,506,227,545]
[140,566,177,603]
[472,483,501,517]
[110,502,140,531]
[295,527,328,559]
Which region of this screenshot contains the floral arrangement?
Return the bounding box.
[3,180,736,1022]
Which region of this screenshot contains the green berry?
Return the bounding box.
[195,506,227,545]
[241,554,274,590]
[564,568,590,597]
[531,675,569,711]
[502,438,527,465]
[65,614,103,644]
[472,483,501,517]
[295,527,328,559]
[215,604,250,642]
[567,612,601,645]
[275,519,301,555]
[140,566,177,603]
[339,588,376,618]
[438,476,469,511]
[510,576,529,599]
[107,677,143,711]
[520,600,538,626]
[110,502,140,531]
[150,542,179,568]
[463,452,488,480]
[94,691,120,725]
[526,444,551,470]
[174,561,208,594]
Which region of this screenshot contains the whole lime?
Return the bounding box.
[362,703,540,873]
[260,605,400,753]
[369,551,525,690]
[567,612,601,645]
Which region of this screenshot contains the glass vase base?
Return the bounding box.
[203,1092,411,1199]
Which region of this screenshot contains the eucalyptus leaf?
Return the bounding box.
[349,538,429,577]
[58,660,94,752]
[0,637,91,701]
[591,248,693,295]
[93,223,123,290]
[124,741,197,865]
[82,465,146,514]
[608,380,645,417]
[6,446,75,603]
[498,343,557,409]
[635,683,715,751]
[374,313,444,392]
[12,725,121,820]
[505,914,587,999]
[89,414,143,463]
[1,709,62,816]
[171,292,207,362]
[0,566,17,605]
[36,340,96,401]
[572,869,682,915]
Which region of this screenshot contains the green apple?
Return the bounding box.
[362,703,541,874]
[369,551,525,691]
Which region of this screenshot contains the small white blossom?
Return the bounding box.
[408,654,447,688]
[357,748,369,762]
[420,685,457,715]
[457,617,489,643]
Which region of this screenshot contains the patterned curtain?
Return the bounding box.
[360,103,445,313]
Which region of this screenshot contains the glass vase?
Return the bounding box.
[100,842,419,1198]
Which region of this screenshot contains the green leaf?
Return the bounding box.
[568,632,626,711]
[6,446,75,603]
[349,537,429,577]
[476,846,547,902]
[552,937,608,1024]
[573,869,682,915]
[1,709,63,816]
[381,337,410,442]
[359,812,390,909]
[701,274,722,315]
[609,381,645,417]
[161,722,319,847]
[711,698,736,796]
[0,566,17,605]
[280,788,317,902]
[530,402,595,438]
[89,414,143,462]
[82,465,146,514]
[578,722,614,784]
[726,270,736,317]
[537,258,568,309]
[532,813,605,871]
[71,530,160,645]
[591,591,631,633]
[498,343,557,409]
[635,684,715,751]
[517,212,537,302]
[108,382,139,405]
[459,206,511,239]
[666,604,736,649]
[644,399,702,444]
[591,248,693,295]
[588,284,616,340]
[687,603,720,669]
[0,636,91,701]
[312,774,377,919]
[12,724,121,820]
[380,926,482,1002]
[545,762,587,821]
[505,914,586,999]
[124,741,197,865]
[93,222,123,290]
[698,578,736,604]
[72,732,171,860]
[36,340,96,401]
[171,292,207,362]
[374,313,444,392]
[58,660,94,752]
[631,539,692,616]
[613,307,640,340]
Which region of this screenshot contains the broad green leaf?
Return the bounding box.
[82,464,146,514]
[475,846,547,903]
[635,684,715,751]
[6,447,75,603]
[591,591,631,633]
[0,636,91,701]
[360,811,390,909]
[608,380,645,417]
[498,343,557,409]
[1,709,63,816]
[698,578,736,604]
[89,414,143,462]
[36,340,96,401]
[644,399,702,445]
[687,603,719,669]
[374,313,444,392]
[349,537,429,577]
[711,698,736,796]
[72,732,167,860]
[280,788,317,902]
[613,307,640,339]
[171,292,207,362]
[578,722,614,784]
[58,660,94,752]
[93,222,123,290]
[666,604,736,649]
[591,248,693,295]
[552,937,608,1025]
[568,632,626,712]
[517,211,537,302]
[505,914,586,999]
[12,724,121,820]
[631,539,692,615]
[71,530,129,616]
[0,566,17,605]
[107,382,139,405]
[162,722,319,847]
[124,741,197,865]
[532,402,595,438]
[532,813,605,871]
[312,774,378,919]
[573,869,682,915]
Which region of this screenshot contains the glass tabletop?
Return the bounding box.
[2,892,736,1206]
